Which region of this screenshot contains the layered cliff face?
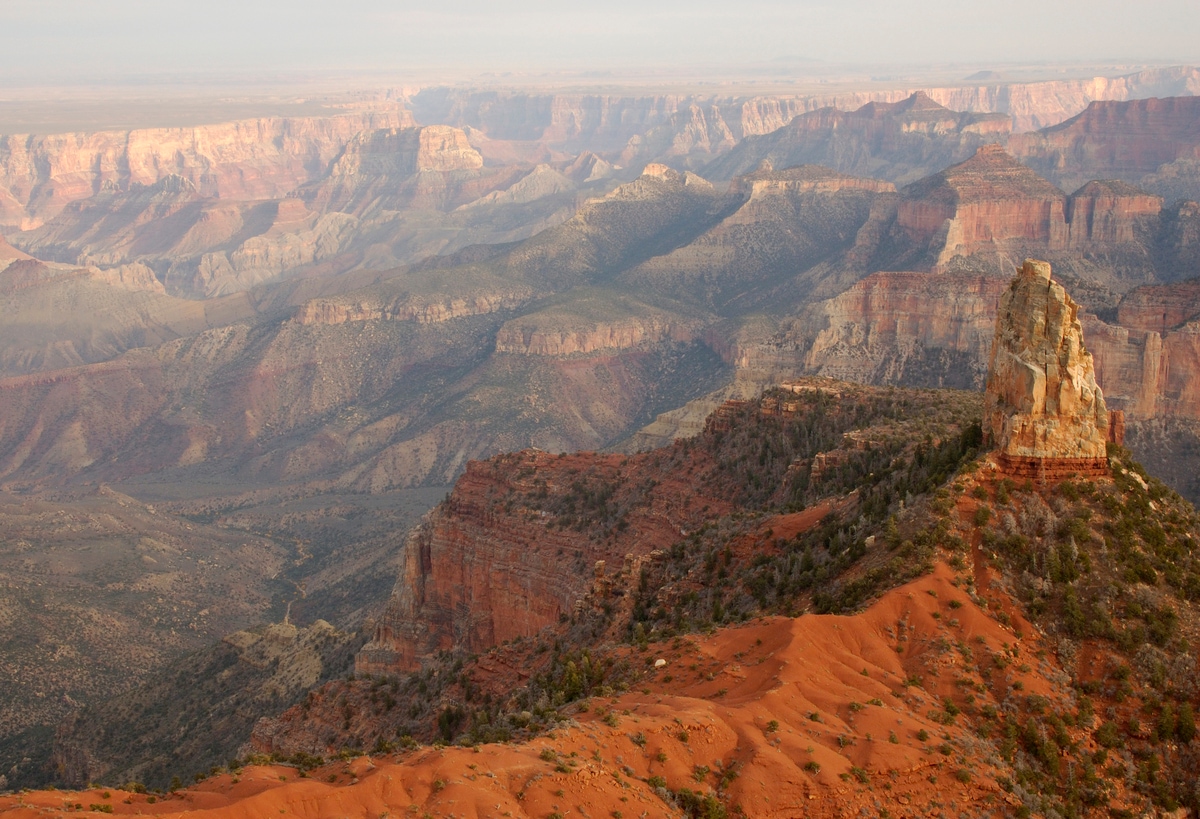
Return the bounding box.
[889,144,1177,286]
[0,292,723,494]
[4,146,1194,492]
[897,144,1070,269]
[493,289,701,356]
[9,86,1197,305]
[1065,179,1162,245]
[9,171,363,298]
[935,64,1200,131]
[1011,95,1200,198]
[0,110,411,229]
[705,92,1011,185]
[796,271,1008,389]
[407,66,1200,168]
[299,125,506,215]
[617,103,738,167]
[0,163,756,490]
[354,448,723,673]
[1085,300,1200,421]
[356,380,983,676]
[1115,277,1200,331]
[6,124,590,297]
[982,260,1110,476]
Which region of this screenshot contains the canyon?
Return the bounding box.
[1,139,1199,498]
[3,68,1200,806]
[171,363,1200,817]
[2,69,1198,308]
[407,64,1200,156]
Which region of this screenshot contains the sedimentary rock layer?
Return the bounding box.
[0,111,411,228]
[983,260,1109,471]
[356,448,736,673]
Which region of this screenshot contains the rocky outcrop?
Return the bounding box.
[0,111,410,229]
[1065,180,1162,245]
[720,258,1197,498]
[983,260,1110,478]
[356,448,731,674]
[733,268,1200,440]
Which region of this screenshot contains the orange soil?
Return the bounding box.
[2,563,1059,819]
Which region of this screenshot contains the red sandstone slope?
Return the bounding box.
[0,564,1042,819]
[354,447,740,675]
[349,382,982,680]
[19,358,1200,814]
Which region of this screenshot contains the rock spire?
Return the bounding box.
[983,259,1112,479]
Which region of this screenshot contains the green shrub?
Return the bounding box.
[1094,721,1121,748]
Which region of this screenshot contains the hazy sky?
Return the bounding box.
[3,0,1198,82]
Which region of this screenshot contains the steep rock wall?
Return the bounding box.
[799,271,1007,389]
[1065,180,1162,245]
[767,270,1200,428]
[982,260,1109,470]
[356,449,733,674]
[897,145,1070,266]
[1010,96,1200,191]
[0,111,410,229]
[494,314,698,356]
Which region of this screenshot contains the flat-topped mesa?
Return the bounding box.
[983,259,1114,481]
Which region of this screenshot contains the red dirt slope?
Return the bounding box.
[0,562,1058,819]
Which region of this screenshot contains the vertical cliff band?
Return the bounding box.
[984,259,1120,481]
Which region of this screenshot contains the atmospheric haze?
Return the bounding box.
[2,0,1199,83]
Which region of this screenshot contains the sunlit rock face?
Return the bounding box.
[984,259,1111,479]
